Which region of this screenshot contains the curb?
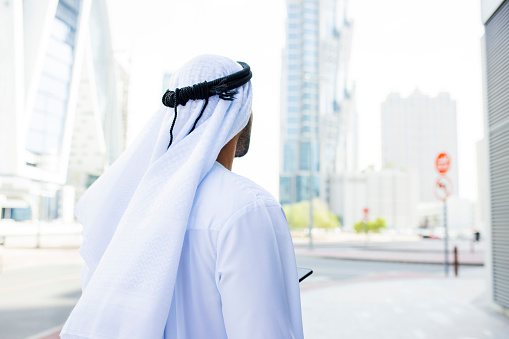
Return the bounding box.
[23,325,62,339]
[295,250,484,266]
[313,254,484,266]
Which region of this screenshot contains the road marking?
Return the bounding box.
[23,324,63,339]
[0,273,80,293]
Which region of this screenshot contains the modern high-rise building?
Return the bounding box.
[0,0,127,222]
[480,0,509,316]
[381,90,459,202]
[279,0,355,206]
[329,169,419,230]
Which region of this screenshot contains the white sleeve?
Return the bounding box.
[216,199,304,339]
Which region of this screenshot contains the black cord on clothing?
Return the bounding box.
[189,97,208,134]
[167,88,180,150]
[162,61,252,150]
[162,62,252,108]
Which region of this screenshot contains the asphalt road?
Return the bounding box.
[0,250,82,339]
[0,249,503,339]
[296,254,449,283]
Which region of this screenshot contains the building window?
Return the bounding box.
[287,117,298,124]
[284,142,297,172]
[300,141,310,170]
[288,128,299,136]
[279,176,292,205]
[288,95,299,103]
[26,0,81,156]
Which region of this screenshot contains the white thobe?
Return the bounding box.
[81,161,304,339]
[165,161,303,338]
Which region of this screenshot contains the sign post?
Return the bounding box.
[434,153,453,276]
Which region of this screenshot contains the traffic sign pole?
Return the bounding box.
[444,200,449,276]
[435,153,452,277]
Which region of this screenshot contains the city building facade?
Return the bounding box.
[0,0,127,222]
[279,0,355,206]
[381,90,459,203]
[329,169,419,230]
[480,0,509,315]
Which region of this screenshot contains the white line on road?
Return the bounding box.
[23,324,63,339]
[0,273,80,293]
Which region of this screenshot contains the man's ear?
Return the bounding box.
[235,113,253,158]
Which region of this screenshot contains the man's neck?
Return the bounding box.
[216,135,239,171]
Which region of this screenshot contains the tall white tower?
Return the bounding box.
[381,90,459,202]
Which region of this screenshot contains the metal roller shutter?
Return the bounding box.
[485,0,509,309]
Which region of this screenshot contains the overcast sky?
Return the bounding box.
[107,0,484,201]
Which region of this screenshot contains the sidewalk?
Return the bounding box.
[300,268,509,339]
[31,271,509,339]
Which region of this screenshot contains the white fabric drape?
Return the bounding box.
[61,55,252,339]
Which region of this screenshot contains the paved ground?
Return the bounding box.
[0,248,82,339]
[297,256,509,339]
[0,242,506,339]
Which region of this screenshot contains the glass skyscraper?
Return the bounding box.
[0,0,127,222]
[26,0,81,169]
[280,0,353,206]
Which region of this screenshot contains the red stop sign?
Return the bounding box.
[436,153,450,174]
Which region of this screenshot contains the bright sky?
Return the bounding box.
[107,0,485,202]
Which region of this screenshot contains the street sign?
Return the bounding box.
[434,175,453,202]
[434,153,453,277]
[436,153,450,174]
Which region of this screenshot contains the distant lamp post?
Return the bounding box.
[303,73,316,250]
[309,169,313,249]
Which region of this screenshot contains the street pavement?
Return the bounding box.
[297,256,509,339]
[0,241,507,339]
[0,248,82,339]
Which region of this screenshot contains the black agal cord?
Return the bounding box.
[162,62,252,149]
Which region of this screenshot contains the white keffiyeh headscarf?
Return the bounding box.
[61,55,253,339]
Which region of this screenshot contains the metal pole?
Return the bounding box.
[309,177,313,249]
[444,199,449,276]
[309,86,314,250]
[453,246,459,277]
[308,142,314,248]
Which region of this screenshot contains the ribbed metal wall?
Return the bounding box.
[485,0,509,309]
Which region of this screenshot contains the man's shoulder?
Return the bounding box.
[189,162,281,230]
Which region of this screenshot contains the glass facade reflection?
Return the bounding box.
[26,0,80,157]
[280,0,351,206]
[280,0,321,205]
